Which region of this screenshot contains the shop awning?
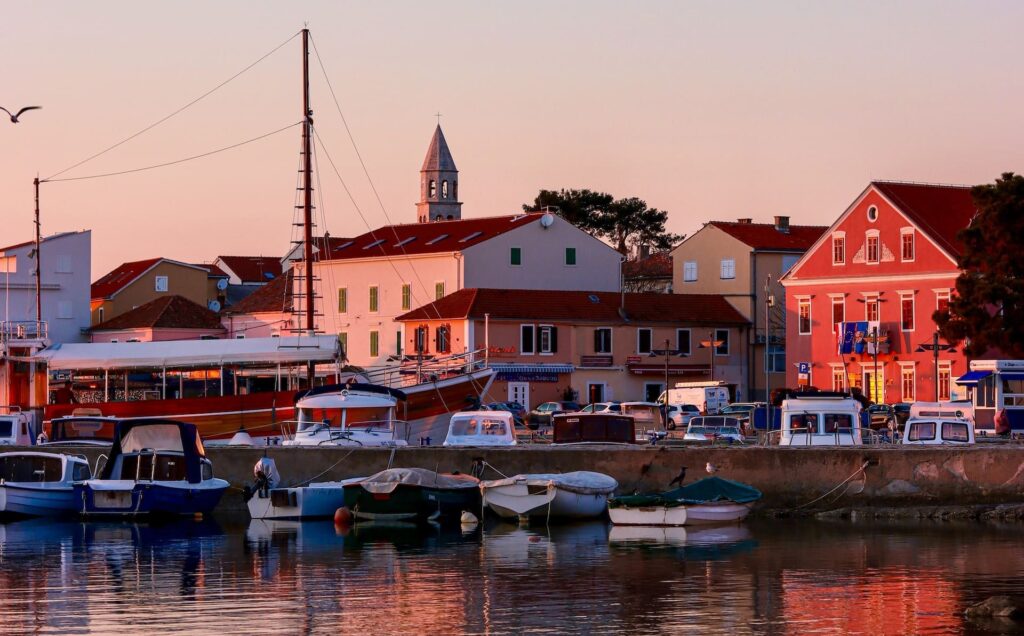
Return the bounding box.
[490,364,574,374]
[955,370,992,386]
[34,335,340,370]
[1000,373,1024,382]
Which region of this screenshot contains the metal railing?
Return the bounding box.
[280,418,411,443]
[360,349,488,389]
[761,426,893,447]
[1,321,48,344]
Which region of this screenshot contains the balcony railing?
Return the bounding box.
[1,321,48,344]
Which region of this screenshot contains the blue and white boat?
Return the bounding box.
[0,451,92,517]
[74,419,228,517]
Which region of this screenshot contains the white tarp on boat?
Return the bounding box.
[34,336,339,370]
[481,471,618,495]
[121,424,184,452]
[358,468,480,494]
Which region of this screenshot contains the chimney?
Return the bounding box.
[774,216,790,233]
[737,218,752,224]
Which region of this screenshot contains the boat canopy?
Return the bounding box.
[101,419,207,483]
[34,335,339,370]
[482,471,618,495]
[611,477,762,509]
[355,468,480,494]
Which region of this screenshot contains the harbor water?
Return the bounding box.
[0,515,1021,634]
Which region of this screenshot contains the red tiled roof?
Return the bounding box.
[217,255,283,284]
[872,181,976,257]
[91,258,162,299]
[320,214,543,261]
[90,295,224,331]
[193,263,230,278]
[223,270,293,315]
[709,221,828,251]
[623,252,673,280]
[396,288,749,325]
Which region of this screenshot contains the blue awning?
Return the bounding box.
[1001,373,1024,381]
[956,370,992,385]
[491,364,574,374]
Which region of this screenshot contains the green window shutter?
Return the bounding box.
[338,288,347,313]
[402,284,411,310]
[565,248,576,266]
[339,332,348,355]
[435,282,445,300]
[369,286,378,312]
[510,247,521,266]
[370,331,379,357]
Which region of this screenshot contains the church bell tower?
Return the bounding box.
[417,125,462,223]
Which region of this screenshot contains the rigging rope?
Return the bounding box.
[43,122,302,183]
[45,30,302,181]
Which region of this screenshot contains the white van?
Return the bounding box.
[778,394,863,446]
[662,383,729,415]
[902,401,975,445]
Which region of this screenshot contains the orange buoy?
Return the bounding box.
[334,506,353,526]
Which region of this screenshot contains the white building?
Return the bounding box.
[1,230,91,344]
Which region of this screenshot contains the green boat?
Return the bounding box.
[342,468,481,522]
[609,477,762,526]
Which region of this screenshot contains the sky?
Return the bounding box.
[2,1,1022,277]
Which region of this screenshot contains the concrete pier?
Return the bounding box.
[66,444,1024,513]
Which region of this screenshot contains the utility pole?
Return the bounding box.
[301,28,315,387]
[34,176,41,323]
[916,331,956,402]
[765,274,773,425]
[650,339,686,424]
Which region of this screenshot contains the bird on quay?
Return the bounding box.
[1,106,41,123]
[706,462,718,474]
[668,466,688,487]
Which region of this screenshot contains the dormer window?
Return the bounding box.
[426,234,449,245]
[429,180,437,198]
[442,180,449,199]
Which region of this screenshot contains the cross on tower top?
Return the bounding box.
[435,111,442,125]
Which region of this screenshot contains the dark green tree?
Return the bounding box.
[935,172,1024,357]
[523,189,682,254]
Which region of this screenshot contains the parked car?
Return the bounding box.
[892,402,911,427]
[666,404,700,429]
[720,403,762,426]
[528,401,581,429]
[868,404,896,430]
[578,402,622,414]
[683,416,745,444]
[487,402,526,426]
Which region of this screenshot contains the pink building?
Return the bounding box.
[780,181,975,404]
[221,271,295,339]
[89,295,225,342]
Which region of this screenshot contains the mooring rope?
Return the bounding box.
[793,460,871,510]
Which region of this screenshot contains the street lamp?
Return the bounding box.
[649,338,689,423]
[699,331,725,384]
[916,331,957,401]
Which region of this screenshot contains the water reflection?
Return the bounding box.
[0,515,1020,634]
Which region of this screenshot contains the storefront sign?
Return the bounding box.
[496,372,559,382]
[579,355,614,368]
[626,356,642,365]
[488,345,518,357]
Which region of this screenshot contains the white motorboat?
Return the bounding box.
[283,384,409,447]
[480,471,618,520]
[245,456,363,520]
[608,476,761,526]
[0,451,92,517]
[607,502,688,527]
[443,411,517,447]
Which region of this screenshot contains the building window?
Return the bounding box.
[865,297,879,322]
[720,258,736,280]
[98,307,105,323]
[866,234,879,264]
[521,324,535,355]
[901,296,915,331]
[798,299,811,335]
[396,330,403,356]
[414,325,429,353]
[401,284,411,311]
[338,288,348,313]
[594,328,612,354]
[339,332,348,355]
[901,366,915,402]
[155,275,168,292]
[936,290,950,314]
[831,297,844,333]
[435,282,445,300]
[369,286,379,312]
[565,247,576,266]
[538,325,557,354]
[683,261,697,282]
[832,368,847,392]
[435,324,451,353]
[676,329,691,356]
[715,329,729,356]
[57,301,73,319]
[510,247,522,266]
[938,363,951,401]
[57,255,72,273]
[429,180,436,198]
[901,230,915,261]
[832,235,846,265]
[637,328,652,354]
[1,255,16,274]
[369,330,379,357]
[766,345,785,373]
[867,205,878,222]
[441,180,449,199]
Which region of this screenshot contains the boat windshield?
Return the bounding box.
[49,418,116,443]
[0,420,12,438]
[297,406,394,430]
[942,421,970,442]
[907,421,937,441]
[120,452,187,481]
[450,416,510,437]
[0,455,63,482]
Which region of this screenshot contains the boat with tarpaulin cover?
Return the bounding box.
[342,468,480,522]
[609,477,761,526]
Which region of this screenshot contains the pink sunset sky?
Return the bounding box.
[2,1,1022,276]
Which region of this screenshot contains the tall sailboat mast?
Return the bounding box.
[301,28,316,385]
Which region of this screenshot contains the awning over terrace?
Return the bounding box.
[955,370,992,386]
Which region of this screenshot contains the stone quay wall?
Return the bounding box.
[64,444,1024,514]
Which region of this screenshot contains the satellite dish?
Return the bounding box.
[216,278,228,291]
[208,300,222,312]
[539,213,555,228]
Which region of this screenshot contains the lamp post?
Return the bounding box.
[916,331,957,401]
[650,338,688,423]
[699,331,725,385]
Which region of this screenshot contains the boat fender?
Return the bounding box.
[334,507,353,526]
[460,511,478,525]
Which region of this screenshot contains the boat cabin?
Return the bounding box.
[620,402,667,440]
[902,401,975,445]
[100,420,213,483]
[552,413,636,444]
[44,413,119,446]
[778,394,864,446]
[284,383,408,446]
[444,411,516,447]
[0,407,36,446]
[683,416,744,443]
[0,451,91,484]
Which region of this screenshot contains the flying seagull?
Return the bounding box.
[0,106,41,123]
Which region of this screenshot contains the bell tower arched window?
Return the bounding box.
[453,181,458,200]
[429,180,436,198]
[441,180,449,199]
